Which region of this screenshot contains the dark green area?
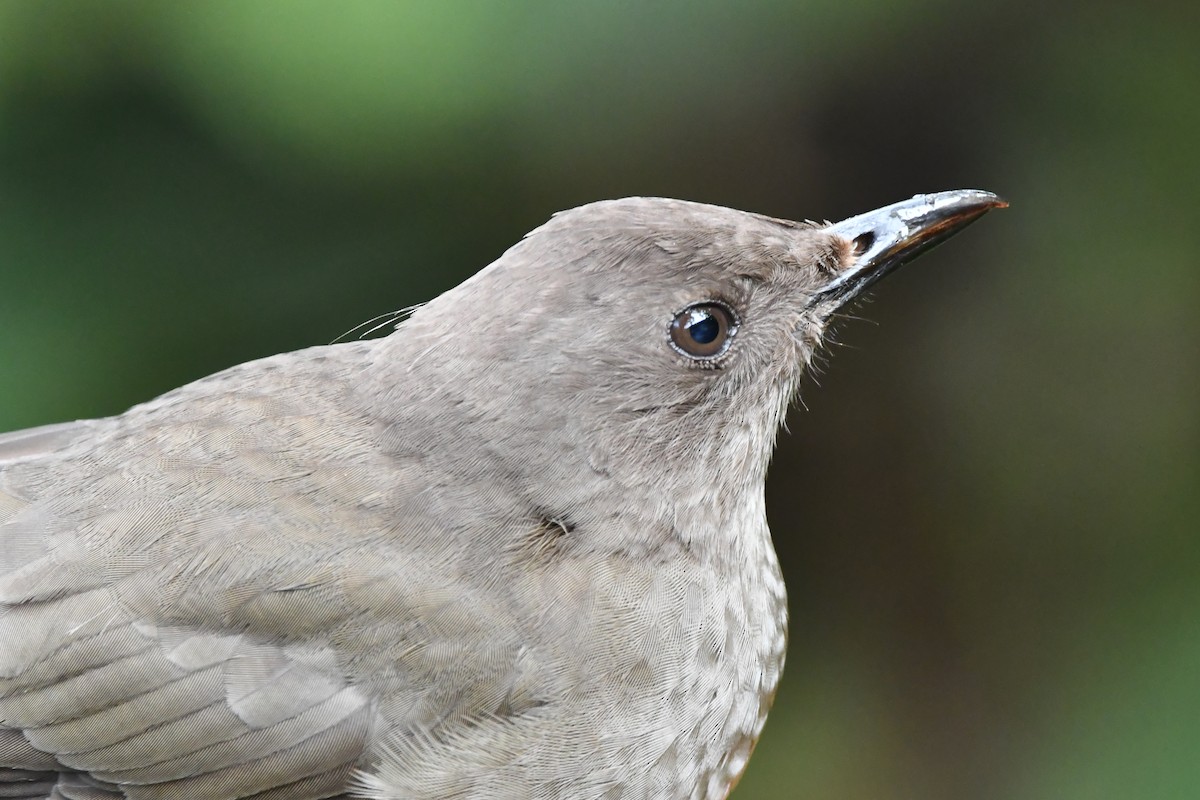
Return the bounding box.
[1,2,1196,798]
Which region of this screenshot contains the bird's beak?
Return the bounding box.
[811,189,1007,308]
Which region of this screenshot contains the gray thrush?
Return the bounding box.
[0,190,1004,799]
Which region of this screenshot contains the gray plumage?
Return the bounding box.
[0,192,1002,799]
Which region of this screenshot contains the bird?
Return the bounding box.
[0,190,1004,799]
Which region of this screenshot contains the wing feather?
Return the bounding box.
[0,385,384,799]
[1,351,551,798]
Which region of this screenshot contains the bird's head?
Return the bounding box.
[380,191,1004,527]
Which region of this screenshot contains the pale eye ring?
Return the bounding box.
[669,302,738,359]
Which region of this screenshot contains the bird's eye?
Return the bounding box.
[669,302,738,360]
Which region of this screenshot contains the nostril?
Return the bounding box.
[850,232,875,256]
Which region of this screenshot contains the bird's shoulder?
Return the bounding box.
[0,340,555,798]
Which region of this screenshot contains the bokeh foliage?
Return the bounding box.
[1,2,1196,798]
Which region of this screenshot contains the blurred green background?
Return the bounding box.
[1,2,1196,798]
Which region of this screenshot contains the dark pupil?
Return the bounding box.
[688,312,719,344]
